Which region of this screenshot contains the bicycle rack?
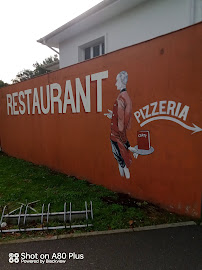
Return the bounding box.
[0,201,93,233]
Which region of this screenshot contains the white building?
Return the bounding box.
[37,0,202,69]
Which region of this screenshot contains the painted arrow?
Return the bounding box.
[140,116,202,135]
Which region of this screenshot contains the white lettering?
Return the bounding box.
[167,101,176,116]
[19,91,25,115]
[139,109,146,119]
[178,105,189,121]
[150,101,159,116]
[24,89,32,115]
[135,100,191,125]
[63,80,76,113]
[138,133,147,138]
[40,86,50,114]
[134,111,141,123]
[21,252,38,260]
[159,100,167,114]
[91,70,108,112]
[76,76,90,113]
[50,83,62,114]
[5,70,109,116]
[12,92,19,115]
[32,88,41,114]
[175,102,182,117]
[7,94,13,115]
[143,104,151,118]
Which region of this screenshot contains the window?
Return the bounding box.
[93,44,100,57]
[84,42,105,60]
[79,36,105,62]
[102,42,105,55]
[85,47,91,60]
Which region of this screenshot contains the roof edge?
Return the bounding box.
[37,0,118,45]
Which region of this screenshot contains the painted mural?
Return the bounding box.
[105,71,132,179]
[134,101,202,134]
[104,71,154,179]
[0,23,202,218]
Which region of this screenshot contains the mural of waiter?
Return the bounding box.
[105,71,135,179]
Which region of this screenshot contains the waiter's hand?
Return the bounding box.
[133,153,139,159]
[104,109,113,119]
[128,146,139,159]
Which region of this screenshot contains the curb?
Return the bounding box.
[58,221,197,238]
[0,221,197,245]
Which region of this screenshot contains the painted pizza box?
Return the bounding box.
[137,130,151,150]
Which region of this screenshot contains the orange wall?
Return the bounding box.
[0,23,202,217]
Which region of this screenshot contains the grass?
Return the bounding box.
[0,152,193,242]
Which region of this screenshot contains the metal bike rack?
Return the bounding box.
[0,201,93,233]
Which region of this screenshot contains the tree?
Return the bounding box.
[12,55,59,84]
[33,55,59,77]
[0,80,9,88]
[12,69,35,84]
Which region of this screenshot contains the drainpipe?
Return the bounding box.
[37,38,60,55]
[47,45,60,56]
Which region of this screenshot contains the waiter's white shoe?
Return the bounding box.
[123,166,130,179]
[118,164,124,177]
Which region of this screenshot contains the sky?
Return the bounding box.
[0,0,103,84]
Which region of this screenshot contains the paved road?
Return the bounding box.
[0,225,201,270]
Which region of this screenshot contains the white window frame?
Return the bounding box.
[78,35,106,62]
